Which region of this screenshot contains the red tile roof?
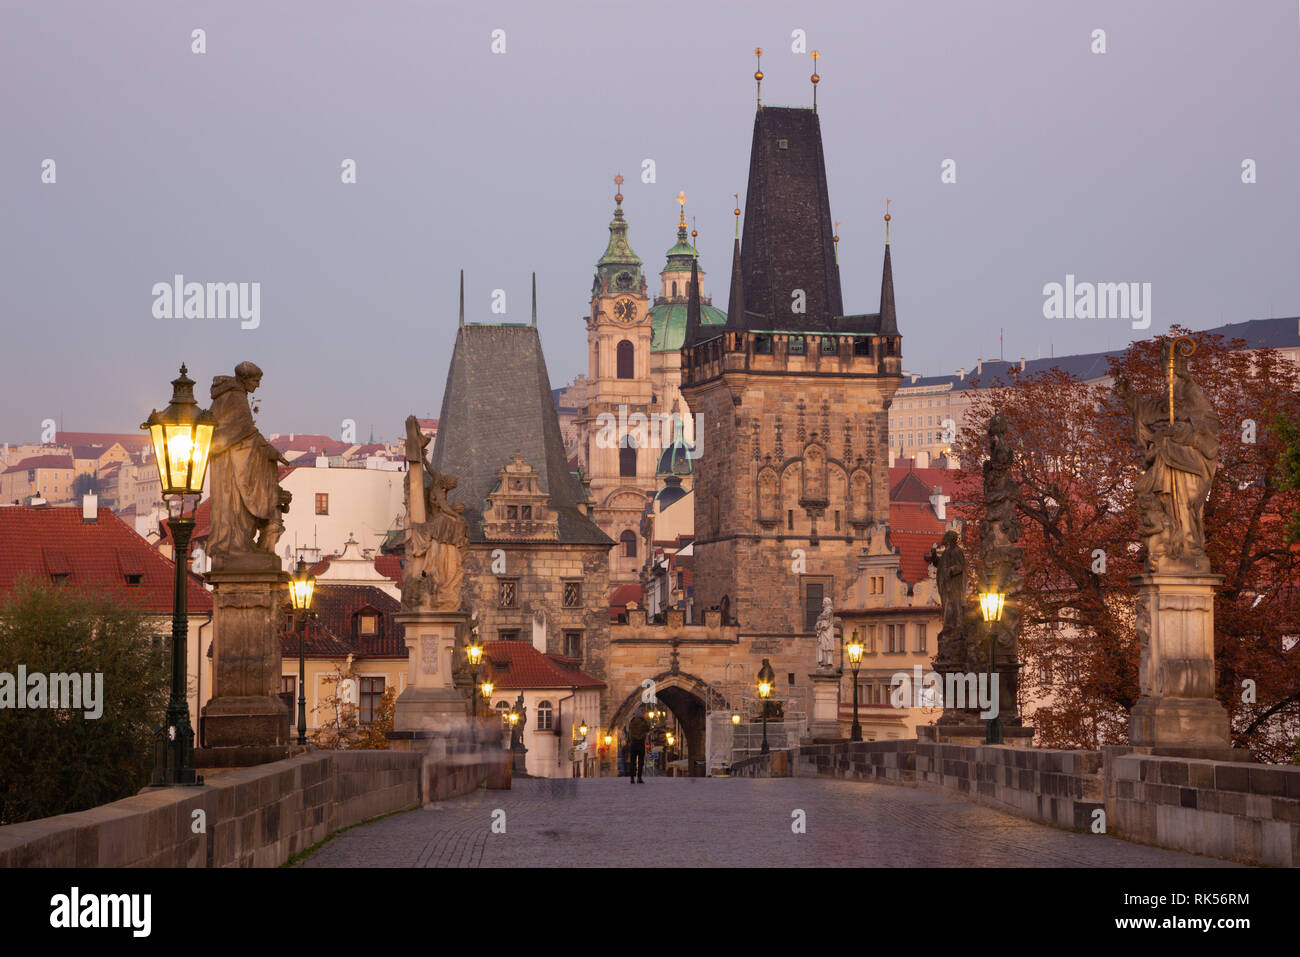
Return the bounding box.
[481,640,604,690]
[3,454,75,473]
[279,584,407,658]
[373,554,403,584]
[270,434,352,457]
[416,418,438,429]
[56,432,151,453]
[610,583,642,608]
[0,506,211,612]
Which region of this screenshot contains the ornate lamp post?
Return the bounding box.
[846,627,865,742]
[730,711,741,726]
[479,678,494,709]
[978,587,1007,744]
[757,660,775,755]
[143,364,214,787]
[288,558,316,746]
[466,627,484,717]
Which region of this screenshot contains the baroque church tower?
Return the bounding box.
[578,179,724,584]
[680,98,902,643]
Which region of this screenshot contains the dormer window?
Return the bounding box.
[358,612,378,637]
[125,573,144,586]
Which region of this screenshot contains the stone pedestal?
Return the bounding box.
[1129,572,1232,756]
[391,610,470,732]
[808,670,842,741]
[201,569,290,749]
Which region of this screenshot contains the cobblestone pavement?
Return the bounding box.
[299,776,1242,868]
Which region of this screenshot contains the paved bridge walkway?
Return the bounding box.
[297,776,1241,868]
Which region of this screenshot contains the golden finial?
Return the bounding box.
[677,190,687,227]
[834,220,841,263]
[810,50,820,112]
[754,47,764,107]
[733,193,741,239]
[884,199,891,244]
[691,216,698,247]
[614,172,624,206]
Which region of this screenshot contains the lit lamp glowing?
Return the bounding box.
[666,732,675,747]
[143,364,214,787]
[730,712,741,726]
[578,720,589,739]
[846,627,865,742]
[466,627,484,717]
[978,587,1006,745]
[479,679,494,702]
[603,732,613,747]
[288,558,316,746]
[757,660,776,755]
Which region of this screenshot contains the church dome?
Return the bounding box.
[649,301,726,352]
[654,474,688,508]
[656,437,695,477]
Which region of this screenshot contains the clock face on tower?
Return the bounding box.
[613,297,638,323]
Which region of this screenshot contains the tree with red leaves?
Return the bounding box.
[953,327,1300,762]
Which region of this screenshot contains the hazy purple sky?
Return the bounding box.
[2,0,1297,443]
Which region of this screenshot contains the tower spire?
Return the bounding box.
[531,271,537,326]
[733,194,741,239]
[459,269,464,326]
[683,257,703,346]
[879,205,897,337]
[754,48,764,108]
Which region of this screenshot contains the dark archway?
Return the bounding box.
[608,671,732,778]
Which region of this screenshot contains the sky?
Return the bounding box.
[1,0,1297,444]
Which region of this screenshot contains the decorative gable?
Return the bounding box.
[481,453,558,541]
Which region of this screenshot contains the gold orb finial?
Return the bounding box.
[810,50,821,112]
[884,199,891,243]
[614,172,624,205]
[677,190,687,227]
[691,216,698,244]
[755,47,764,106]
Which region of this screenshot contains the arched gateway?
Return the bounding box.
[607,671,732,778]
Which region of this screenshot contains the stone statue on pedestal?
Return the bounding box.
[927,530,970,674]
[401,415,469,612]
[814,596,839,671]
[206,362,291,569]
[1115,339,1220,574]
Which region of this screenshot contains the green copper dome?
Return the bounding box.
[650,301,726,352]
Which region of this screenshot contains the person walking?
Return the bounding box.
[626,711,649,783]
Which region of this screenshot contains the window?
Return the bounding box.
[620,530,637,558]
[616,340,635,379]
[755,335,773,354]
[834,510,840,532]
[315,493,329,515]
[359,677,385,724]
[507,505,518,520]
[358,612,377,637]
[520,505,532,520]
[787,509,794,531]
[563,631,582,659]
[788,336,805,355]
[804,581,824,631]
[853,337,871,356]
[281,676,297,727]
[499,629,521,642]
[498,579,518,608]
[619,446,636,477]
[563,581,582,608]
[820,337,837,355]
[537,700,554,731]
[914,623,927,652]
[867,624,878,653]
[672,281,678,297]
[887,624,905,653]
[1039,661,1053,684]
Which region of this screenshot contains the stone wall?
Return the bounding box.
[1105,751,1300,868]
[0,750,426,868]
[796,740,1104,830]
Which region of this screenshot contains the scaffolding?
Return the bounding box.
[704,661,810,774]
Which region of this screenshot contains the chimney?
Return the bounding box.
[976,359,983,375]
[957,368,965,381]
[929,487,949,521]
[82,494,98,523]
[1019,357,1026,371]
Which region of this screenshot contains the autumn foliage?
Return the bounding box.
[952,327,1300,762]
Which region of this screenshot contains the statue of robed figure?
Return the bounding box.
[206,362,291,569]
[1115,337,1220,574]
[402,415,469,611]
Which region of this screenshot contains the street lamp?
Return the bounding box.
[730,711,741,726]
[846,627,865,742]
[479,678,494,704]
[288,558,316,746]
[978,587,1006,745]
[578,720,589,739]
[466,626,483,717]
[143,364,213,787]
[757,660,775,755]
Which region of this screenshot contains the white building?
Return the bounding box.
[279,462,406,562]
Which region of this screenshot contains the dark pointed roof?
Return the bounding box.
[739,107,843,329]
[725,236,745,331]
[431,323,612,546]
[878,242,898,336]
[682,258,705,347]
